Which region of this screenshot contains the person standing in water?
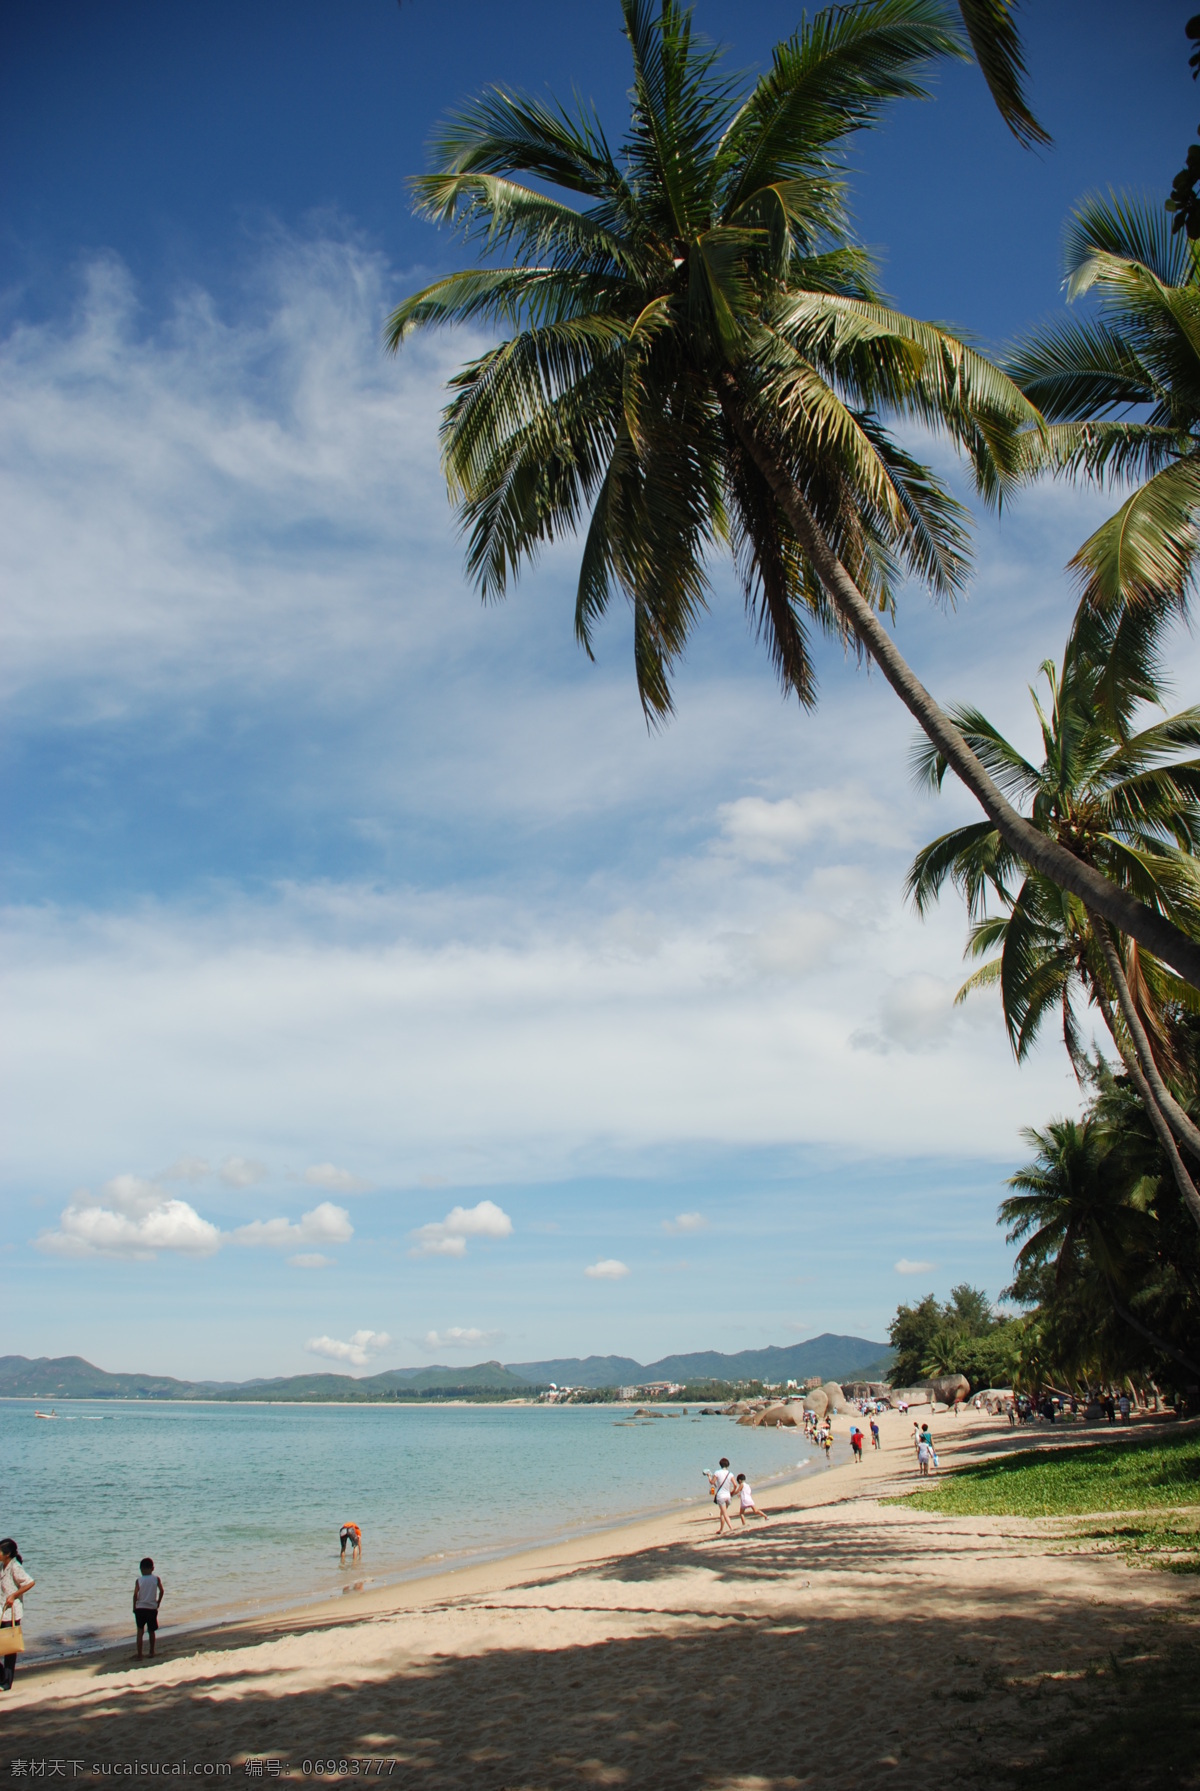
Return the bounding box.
[339,1522,362,1563]
[133,1557,165,1659]
[0,1540,33,1692]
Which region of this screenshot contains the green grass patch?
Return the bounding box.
[1058,1512,1200,1574]
[887,1427,1200,1518]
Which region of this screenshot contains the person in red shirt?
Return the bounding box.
[850,1426,864,1463]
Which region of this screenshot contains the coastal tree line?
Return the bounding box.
[389,0,1200,1401]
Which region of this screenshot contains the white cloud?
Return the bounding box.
[410,1199,513,1258]
[287,1252,334,1270]
[851,975,967,1056]
[895,1258,936,1275]
[231,1202,353,1249]
[663,1212,707,1234]
[585,1258,630,1280]
[303,1161,369,1193]
[717,787,908,863]
[160,1156,211,1182]
[305,1329,391,1368]
[423,1327,499,1350]
[36,1175,221,1260]
[221,1157,268,1187]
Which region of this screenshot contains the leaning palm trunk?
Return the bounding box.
[1090,977,1200,1233]
[721,383,1200,992]
[1090,915,1200,1165]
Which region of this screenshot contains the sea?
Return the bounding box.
[3,1399,848,1658]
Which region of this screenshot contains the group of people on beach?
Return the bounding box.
[705,1460,768,1536]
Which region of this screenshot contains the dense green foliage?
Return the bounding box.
[898,1428,1200,1517]
[887,1282,1019,1387]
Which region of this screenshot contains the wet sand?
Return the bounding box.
[7,1408,1195,1788]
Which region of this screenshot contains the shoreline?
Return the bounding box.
[27,1449,827,1666]
[10,1407,1195,1787]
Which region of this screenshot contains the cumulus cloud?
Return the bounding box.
[231,1202,353,1249]
[305,1329,391,1368]
[663,1212,707,1234]
[851,976,964,1056]
[410,1200,513,1258]
[894,1258,936,1275]
[221,1157,268,1187]
[287,1252,334,1270]
[303,1162,369,1193]
[423,1327,499,1351]
[36,1175,221,1260]
[585,1259,629,1280]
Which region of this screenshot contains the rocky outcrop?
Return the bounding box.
[819,1380,845,1414]
[930,1375,970,1407]
[806,1388,829,1418]
[755,1403,799,1427]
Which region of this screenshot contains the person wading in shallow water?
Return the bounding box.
[0,1539,33,1692]
[339,1522,362,1563]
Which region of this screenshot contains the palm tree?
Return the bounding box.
[1009,192,1200,621]
[387,0,1200,990]
[905,617,1200,1226]
[1002,1113,1200,1379]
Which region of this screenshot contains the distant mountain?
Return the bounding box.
[508,1335,891,1388]
[507,1355,644,1388]
[0,1354,239,1400]
[0,1338,891,1402]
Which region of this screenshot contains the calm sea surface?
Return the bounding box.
[2,1400,845,1656]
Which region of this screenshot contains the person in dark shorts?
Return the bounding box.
[133,1556,164,1658]
[339,1522,362,1563]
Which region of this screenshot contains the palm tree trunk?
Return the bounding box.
[719,383,1200,994]
[1091,982,1200,1234]
[1090,913,1200,1163]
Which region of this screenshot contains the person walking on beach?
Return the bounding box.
[708,1459,735,1536]
[339,1522,362,1563]
[870,1419,881,1451]
[849,1426,864,1463]
[820,1427,833,1461]
[133,1557,165,1659]
[916,1437,934,1477]
[735,1474,768,1525]
[0,1540,33,1691]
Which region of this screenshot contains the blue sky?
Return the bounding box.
[1,1,1194,1380]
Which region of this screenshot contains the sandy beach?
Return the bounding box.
[7,1409,1196,1788]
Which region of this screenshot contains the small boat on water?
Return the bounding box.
[34,1408,59,1420]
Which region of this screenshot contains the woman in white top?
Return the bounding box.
[0,1538,34,1691]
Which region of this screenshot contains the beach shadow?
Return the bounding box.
[11,1595,1195,1791]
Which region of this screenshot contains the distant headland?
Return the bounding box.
[0,1334,891,1403]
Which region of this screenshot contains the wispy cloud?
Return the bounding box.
[662,1212,707,1234]
[303,1162,369,1193]
[423,1327,500,1351]
[894,1258,936,1275]
[287,1252,334,1270]
[221,1157,268,1187]
[410,1200,513,1258]
[585,1259,629,1280]
[305,1329,391,1368]
[231,1202,353,1249]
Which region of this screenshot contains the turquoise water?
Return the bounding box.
[2,1401,843,1656]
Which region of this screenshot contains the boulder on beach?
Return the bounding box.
[756,1403,799,1427]
[806,1388,829,1418]
[930,1375,970,1407]
[892,1388,931,1408]
[820,1381,844,1414]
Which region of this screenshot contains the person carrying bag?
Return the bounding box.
[0,1539,34,1691]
